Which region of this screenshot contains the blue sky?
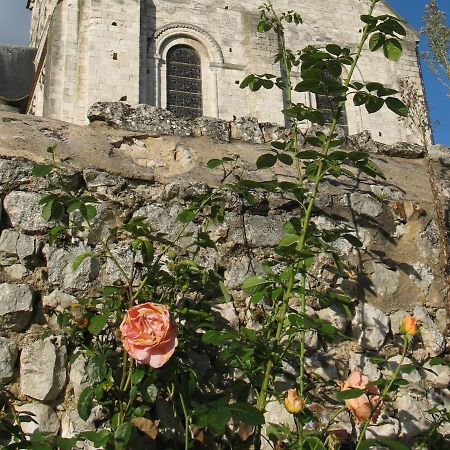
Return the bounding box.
[0,0,448,145]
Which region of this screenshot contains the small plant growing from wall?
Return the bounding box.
[0,1,448,450]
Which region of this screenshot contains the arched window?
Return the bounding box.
[166,45,202,119]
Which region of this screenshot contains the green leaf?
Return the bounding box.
[86,355,108,383]
[207,159,223,169]
[342,234,363,247]
[72,252,94,271]
[132,369,146,385]
[242,276,272,294]
[55,437,79,450]
[81,204,97,222]
[383,38,403,62]
[230,402,265,426]
[177,208,196,224]
[277,153,294,165]
[77,387,94,421]
[79,430,111,448]
[32,164,54,177]
[256,153,278,169]
[114,422,132,449]
[88,315,108,335]
[336,388,365,401]
[386,97,409,117]
[42,199,64,223]
[365,95,384,113]
[219,281,232,302]
[279,234,301,247]
[369,32,385,51]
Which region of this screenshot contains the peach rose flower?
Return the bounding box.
[120,303,178,368]
[341,370,382,424]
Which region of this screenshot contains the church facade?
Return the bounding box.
[26,0,425,144]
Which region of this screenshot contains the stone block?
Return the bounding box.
[0,337,18,385]
[0,283,34,332]
[20,336,67,402]
[17,403,60,436]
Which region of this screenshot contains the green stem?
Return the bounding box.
[255,0,380,417]
[355,337,410,449]
[179,392,190,450]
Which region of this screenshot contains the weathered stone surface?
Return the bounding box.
[305,354,338,380]
[0,158,34,187]
[370,262,400,298]
[317,305,348,333]
[395,387,433,438]
[0,229,38,261]
[353,303,390,350]
[341,192,383,217]
[88,102,192,137]
[413,307,446,358]
[379,142,424,159]
[244,215,286,247]
[20,336,67,401]
[4,264,28,280]
[389,309,409,335]
[348,353,381,381]
[42,290,77,311]
[422,359,450,389]
[0,337,18,384]
[69,354,88,398]
[262,399,295,450]
[3,191,48,232]
[231,117,264,144]
[409,262,434,295]
[45,246,101,291]
[370,183,405,201]
[212,302,239,330]
[383,355,421,383]
[416,220,440,263]
[17,403,60,436]
[192,116,231,142]
[367,415,400,440]
[429,144,450,165]
[224,256,263,290]
[0,283,34,331]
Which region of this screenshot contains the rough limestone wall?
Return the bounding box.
[0,108,449,444]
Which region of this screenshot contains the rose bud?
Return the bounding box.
[402,315,418,337]
[284,389,305,415]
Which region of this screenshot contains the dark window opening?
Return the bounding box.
[167,45,202,119]
[315,73,348,132]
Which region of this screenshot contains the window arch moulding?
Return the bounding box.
[153,24,224,118]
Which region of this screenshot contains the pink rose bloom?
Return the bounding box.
[120,303,178,368]
[341,370,383,424]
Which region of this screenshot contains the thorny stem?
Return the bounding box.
[256,0,379,417]
[355,337,410,449]
[179,392,191,450]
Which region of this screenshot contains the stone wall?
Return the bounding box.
[0,107,448,444]
[27,0,425,144]
[0,45,35,101]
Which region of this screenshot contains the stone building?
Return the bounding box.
[26,0,425,144]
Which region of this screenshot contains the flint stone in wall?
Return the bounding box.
[88,102,192,137]
[101,245,140,285]
[367,415,400,440]
[42,289,77,311]
[230,117,264,144]
[0,158,34,188]
[389,309,409,335]
[352,303,390,351]
[413,306,446,358]
[369,184,405,201]
[0,229,38,262]
[348,353,381,381]
[46,246,100,291]
[341,192,383,218]
[395,387,433,438]
[262,399,295,450]
[317,305,348,333]
[260,122,291,143]
[0,283,33,331]
[211,302,239,330]
[191,116,231,142]
[61,406,104,448]
[370,262,400,298]
[224,256,263,290]
[20,336,67,402]
[422,359,450,389]
[416,220,440,263]
[409,262,434,295]
[69,354,88,398]
[383,356,421,383]
[243,215,286,247]
[0,337,18,384]
[429,144,450,165]
[378,142,424,159]
[17,403,60,436]
[3,191,48,232]
[133,203,197,247]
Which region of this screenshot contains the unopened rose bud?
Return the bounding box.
[284,389,305,415]
[402,315,418,337]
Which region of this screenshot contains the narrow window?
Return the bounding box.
[315,72,348,131]
[167,45,202,119]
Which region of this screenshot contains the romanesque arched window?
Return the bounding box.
[166,45,202,119]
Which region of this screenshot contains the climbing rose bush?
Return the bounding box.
[341,370,383,424]
[120,302,178,368]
